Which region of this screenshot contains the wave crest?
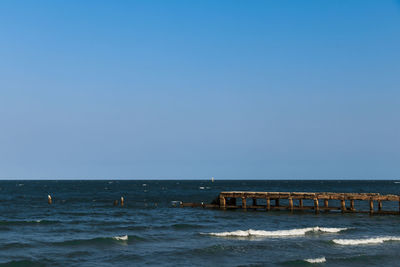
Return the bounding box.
[113,235,128,241]
[304,257,326,263]
[333,236,400,245]
[204,226,347,237]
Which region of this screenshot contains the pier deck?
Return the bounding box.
[181,191,400,214]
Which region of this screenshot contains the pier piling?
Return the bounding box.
[299,199,303,208]
[324,199,329,210]
[219,196,226,208]
[314,198,319,213]
[369,199,374,214]
[350,200,355,211]
[341,199,346,213]
[266,197,271,211]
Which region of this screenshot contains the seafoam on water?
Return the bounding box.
[113,235,128,241]
[333,236,400,245]
[204,226,348,237]
[304,257,326,263]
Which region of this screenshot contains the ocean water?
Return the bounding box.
[1,180,400,266]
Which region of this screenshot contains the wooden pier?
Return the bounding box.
[181,191,400,215]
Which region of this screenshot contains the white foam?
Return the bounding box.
[333,236,400,245]
[113,235,128,241]
[199,187,205,190]
[205,227,347,237]
[304,257,326,263]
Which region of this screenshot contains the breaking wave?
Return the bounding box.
[203,226,348,237]
[304,257,326,263]
[113,235,128,241]
[333,236,400,245]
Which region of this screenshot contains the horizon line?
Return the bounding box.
[0,177,399,181]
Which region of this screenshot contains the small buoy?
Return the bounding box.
[120,196,124,207]
[48,195,52,204]
[113,200,118,206]
[211,177,214,183]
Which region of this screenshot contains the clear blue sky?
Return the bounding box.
[0,0,399,179]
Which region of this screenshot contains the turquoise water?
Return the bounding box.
[1,180,400,266]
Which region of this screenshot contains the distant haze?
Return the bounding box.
[0,1,399,179]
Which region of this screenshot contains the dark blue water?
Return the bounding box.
[1,180,400,266]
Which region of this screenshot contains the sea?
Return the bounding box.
[1,180,400,266]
